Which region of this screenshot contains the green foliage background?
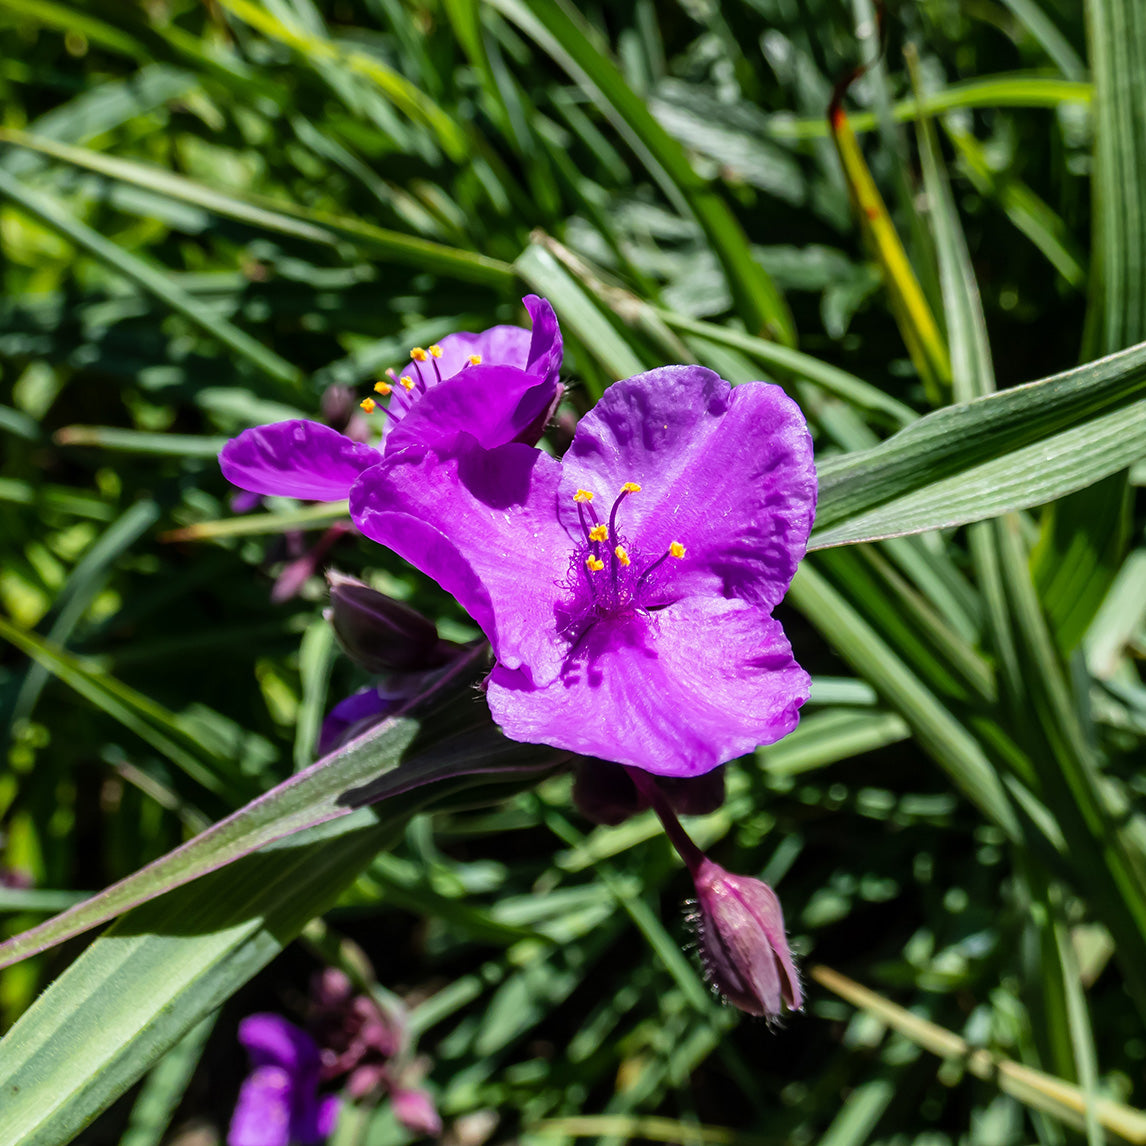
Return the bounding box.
[1,1,1145,1144]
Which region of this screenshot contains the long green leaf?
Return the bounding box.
[812,340,1146,540]
[0,647,560,969]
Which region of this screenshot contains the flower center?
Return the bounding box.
[563,484,685,633]
[358,344,482,421]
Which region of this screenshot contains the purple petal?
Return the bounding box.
[351,439,571,685]
[317,688,395,757]
[316,1095,341,1140]
[238,1014,322,1077]
[385,365,559,453]
[221,421,381,502]
[403,326,531,391]
[487,596,810,776]
[561,367,816,612]
[523,295,562,388]
[228,1066,294,1146]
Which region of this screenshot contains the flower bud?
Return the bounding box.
[392,1087,442,1137]
[326,571,457,674]
[692,858,801,1019]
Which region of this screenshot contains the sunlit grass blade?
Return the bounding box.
[829,104,950,404]
[812,965,1146,1142]
[214,0,468,161]
[0,617,244,802]
[788,562,1018,836]
[766,76,1092,140]
[160,501,350,542]
[0,167,302,391]
[0,130,516,286]
[488,0,796,343]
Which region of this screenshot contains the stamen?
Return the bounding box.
[670,541,686,558]
[468,353,482,366]
[585,555,604,572]
[429,344,443,357]
[620,482,642,494]
[360,398,377,414]
[385,368,399,382]
[589,525,608,542]
[573,490,595,503]
[374,380,392,396]
[614,545,631,567]
[400,375,416,391]
[410,347,429,362]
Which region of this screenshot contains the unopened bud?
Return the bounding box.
[692,858,801,1019]
[327,571,457,674]
[392,1088,442,1137]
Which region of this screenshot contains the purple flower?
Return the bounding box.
[350,365,815,777]
[229,1015,339,1146]
[219,296,563,502]
[692,858,802,1019]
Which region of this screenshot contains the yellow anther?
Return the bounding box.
[410,347,428,362]
[360,397,377,414]
[573,489,595,503]
[669,541,686,559]
[429,344,443,357]
[400,375,416,391]
[374,380,392,396]
[585,555,605,572]
[614,545,631,568]
[467,353,482,366]
[589,524,608,542]
[620,482,642,494]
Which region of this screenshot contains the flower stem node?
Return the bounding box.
[692,858,802,1020]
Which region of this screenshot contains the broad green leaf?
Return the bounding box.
[0,646,561,969]
[812,340,1146,541]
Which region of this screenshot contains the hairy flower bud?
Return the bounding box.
[326,571,457,674]
[692,858,801,1019]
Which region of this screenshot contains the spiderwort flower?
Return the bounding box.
[350,365,815,776]
[229,1015,338,1146]
[219,296,563,502]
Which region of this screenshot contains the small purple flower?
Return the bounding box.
[229,1015,339,1146]
[692,858,802,1019]
[350,366,815,776]
[219,297,562,503]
